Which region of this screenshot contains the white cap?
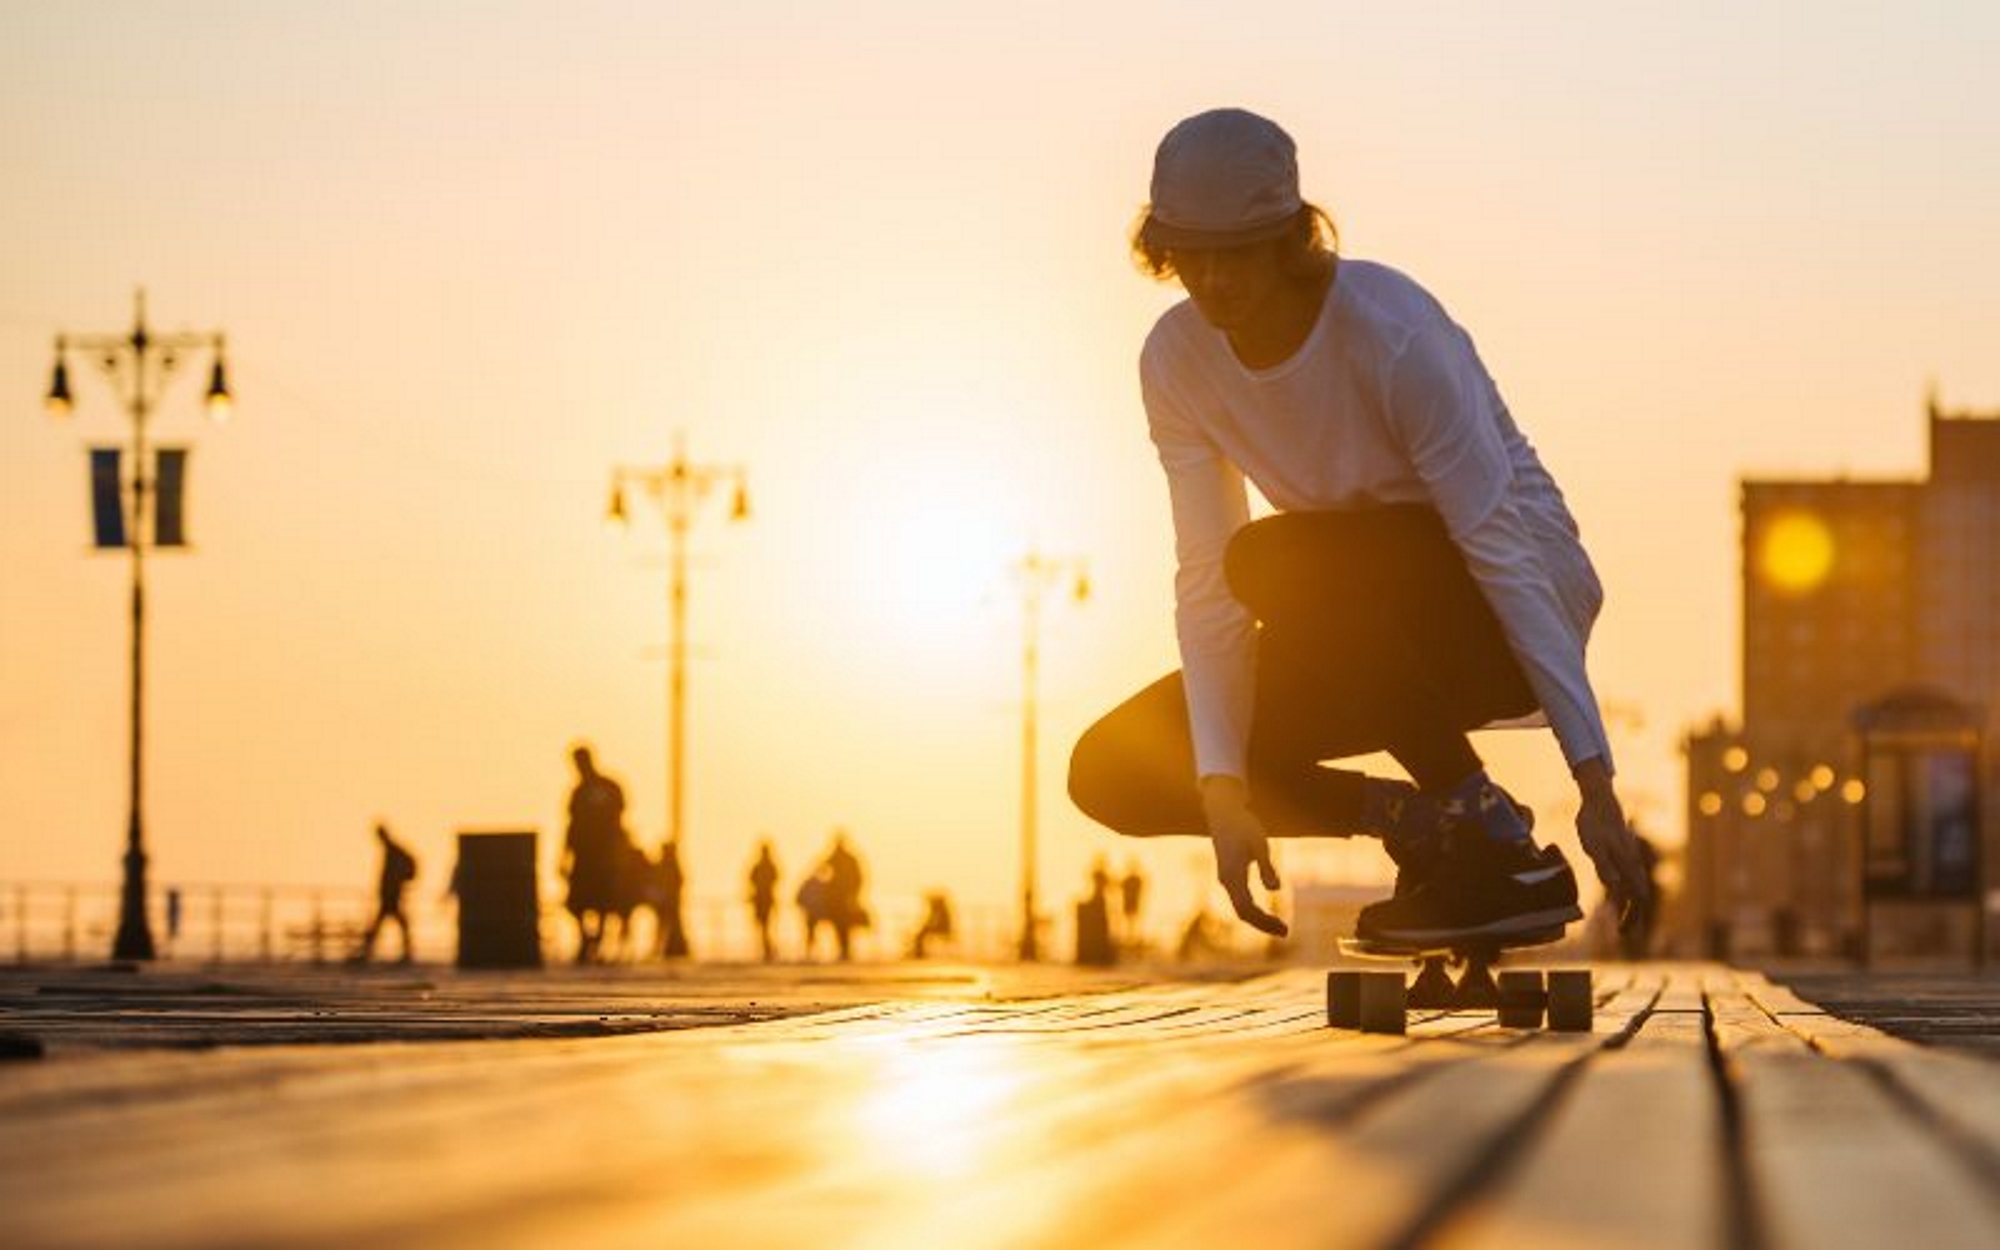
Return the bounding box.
[1146,108,1302,248]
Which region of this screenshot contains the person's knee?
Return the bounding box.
[1223,514,1320,613]
[1068,721,1189,838]
[1067,722,1122,830]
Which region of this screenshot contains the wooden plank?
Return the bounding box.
[1708,983,2000,1248]
[1433,1007,1724,1250]
[0,977,1455,1248]
[1070,981,1658,1248]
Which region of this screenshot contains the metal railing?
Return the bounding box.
[0,880,1049,966]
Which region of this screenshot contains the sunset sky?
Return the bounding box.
[4,2,1997,934]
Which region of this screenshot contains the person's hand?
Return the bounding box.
[1199,775,1288,937]
[1573,758,1651,928]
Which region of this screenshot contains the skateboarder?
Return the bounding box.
[1068,108,1650,948]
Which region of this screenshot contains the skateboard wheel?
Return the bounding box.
[1496,970,1545,1028]
[1546,969,1594,1032]
[1327,971,1362,1028]
[1358,971,1407,1035]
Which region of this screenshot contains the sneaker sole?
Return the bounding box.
[1366,904,1584,948]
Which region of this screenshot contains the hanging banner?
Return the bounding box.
[89,448,126,549]
[155,448,189,548]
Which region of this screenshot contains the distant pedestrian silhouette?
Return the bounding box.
[1619,830,1662,960]
[353,823,418,964]
[798,830,870,961]
[562,745,628,964]
[908,890,955,960]
[597,834,650,961]
[1075,860,1117,966]
[652,838,690,959]
[747,840,780,962]
[1119,859,1146,951]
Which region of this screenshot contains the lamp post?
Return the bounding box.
[1012,548,1089,962]
[43,289,232,962]
[606,432,749,956]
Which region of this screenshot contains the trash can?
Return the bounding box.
[454,830,542,969]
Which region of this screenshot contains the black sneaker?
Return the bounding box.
[1358,822,1580,945]
[1382,792,1534,900]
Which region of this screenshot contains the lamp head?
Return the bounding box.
[204,337,232,423]
[44,339,72,418]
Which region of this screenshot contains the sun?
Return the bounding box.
[1758,510,1835,596]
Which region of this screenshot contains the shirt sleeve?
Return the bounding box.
[1387,327,1615,774]
[1141,347,1257,780]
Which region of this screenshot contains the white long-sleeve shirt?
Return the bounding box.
[1140,258,1611,781]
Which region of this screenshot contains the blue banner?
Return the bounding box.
[155,448,188,548]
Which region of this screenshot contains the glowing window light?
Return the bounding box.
[1755,768,1780,793]
[1841,779,1867,804]
[1794,780,1818,803]
[1722,746,1749,773]
[1698,792,1724,817]
[1810,764,1836,790]
[1743,793,1768,817]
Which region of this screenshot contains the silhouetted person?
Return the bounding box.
[1619,830,1662,961]
[799,831,868,961]
[562,745,627,963]
[1176,906,1224,962]
[597,834,651,961]
[823,831,869,961]
[653,838,689,958]
[1119,860,1146,949]
[748,841,779,962]
[1068,108,1649,949]
[797,869,833,960]
[354,823,418,964]
[1075,861,1117,967]
[909,890,955,959]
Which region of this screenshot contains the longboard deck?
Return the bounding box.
[1338,924,1567,962]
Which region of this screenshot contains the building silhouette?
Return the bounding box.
[1683,395,2000,959]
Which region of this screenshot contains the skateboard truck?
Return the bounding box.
[1326,926,1592,1033]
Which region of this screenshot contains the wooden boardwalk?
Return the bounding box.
[1,963,1997,1248]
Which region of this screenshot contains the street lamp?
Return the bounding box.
[1012,547,1089,962]
[42,289,232,961]
[606,431,750,957]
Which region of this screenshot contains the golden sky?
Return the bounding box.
[3,2,1998,928]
